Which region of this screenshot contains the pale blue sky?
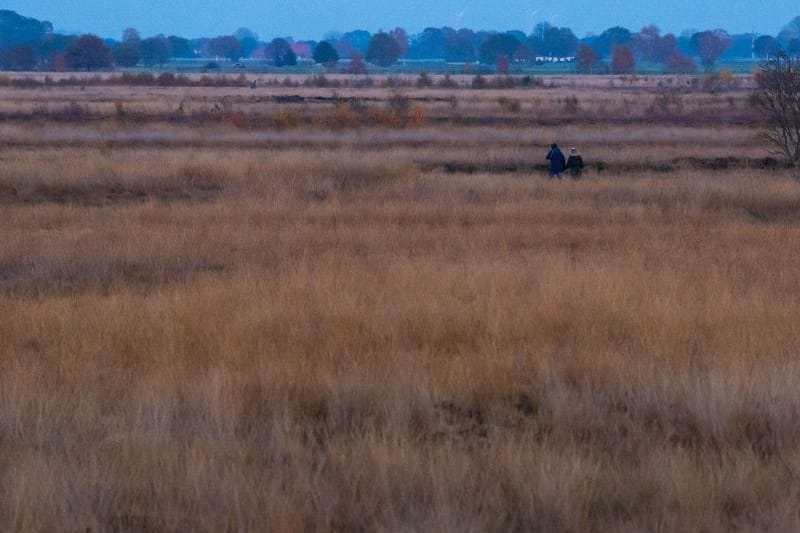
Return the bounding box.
[5,1,796,40]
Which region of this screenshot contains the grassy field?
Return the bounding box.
[1,73,799,531]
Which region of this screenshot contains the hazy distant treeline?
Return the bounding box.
[0,8,798,72]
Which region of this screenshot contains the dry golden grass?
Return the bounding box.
[0,71,758,129]
[1,75,799,531]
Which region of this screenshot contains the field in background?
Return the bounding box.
[1,74,799,531]
[70,57,764,75]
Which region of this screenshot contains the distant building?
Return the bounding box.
[535,56,576,63]
[291,42,313,60]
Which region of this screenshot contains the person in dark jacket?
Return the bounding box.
[546,143,566,179]
[566,147,584,178]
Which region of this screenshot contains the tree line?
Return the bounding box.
[0,9,798,72]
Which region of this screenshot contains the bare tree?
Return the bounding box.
[754,52,800,172]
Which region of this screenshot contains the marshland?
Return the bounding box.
[1,72,799,531]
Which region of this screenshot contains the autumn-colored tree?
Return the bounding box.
[667,52,696,73]
[347,51,366,74]
[611,46,635,74]
[52,53,69,71]
[496,55,510,74]
[654,33,678,63]
[691,30,732,70]
[65,34,112,71]
[366,32,400,67]
[389,27,409,59]
[629,26,678,65]
[632,25,660,63]
[576,44,599,73]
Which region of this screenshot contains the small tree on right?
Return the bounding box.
[754,52,800,172]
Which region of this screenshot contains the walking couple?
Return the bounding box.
[546,143,583,179]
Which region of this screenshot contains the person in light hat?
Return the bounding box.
[565,146,584,179]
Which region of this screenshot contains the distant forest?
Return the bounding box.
[0,9,798,73]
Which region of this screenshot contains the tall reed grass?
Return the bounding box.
[1,78,798,531]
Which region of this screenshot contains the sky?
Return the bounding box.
[5,0,797,41]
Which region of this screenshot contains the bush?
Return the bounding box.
[490,76,517,89]
[157,72,176,87]
[225,110,250,129]
[437,74,458,89]
[387,90,411,118]
[305,74,341,88]
[328,102,361,129]
[368,107,399,127]
[497,96,521,112]
[520,75,543,87]
[447,95,458,110]
[562,95,580,114]
[471,75,487,89]
[409,105,426,126]
[416,71,433,88]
